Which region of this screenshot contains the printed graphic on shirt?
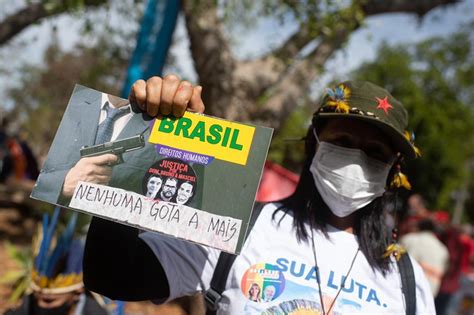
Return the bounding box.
[240,257,392,314]
[262,298,330,315]
[142,158,197,206]
[274,257,387,310]
[260,297,362,315]
[241,263,286,303]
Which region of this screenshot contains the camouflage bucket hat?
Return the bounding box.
[313,81,417,159]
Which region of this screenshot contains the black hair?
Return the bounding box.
[274,126,392,275]
[148,174,162,181]
[164,177,178,185]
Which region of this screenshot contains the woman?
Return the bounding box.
[145,175,163,199]
[84,76,435,314]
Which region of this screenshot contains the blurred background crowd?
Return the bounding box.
[0,0,473,314]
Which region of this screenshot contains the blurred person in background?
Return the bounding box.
[459,224,474,278]
[457,225,474,315]
[435,222,465,315]
[399,194,431,235]
[0,117,39,188]
[5,207,108,315]
[16,131,39,181]
[407,194,430,218]
[1,117,14,183]
[401,218,449,296]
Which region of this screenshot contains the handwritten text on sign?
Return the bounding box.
[149,112,255,166]
[69,182,241,253]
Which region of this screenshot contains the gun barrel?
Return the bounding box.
[80,134,145,158]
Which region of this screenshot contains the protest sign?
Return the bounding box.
[31,85,273,253]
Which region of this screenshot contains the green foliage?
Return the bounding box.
[7,34,130,157]
[221,0,365,42]
[0,242,32,302]
[268,102,312,173]
[43,0,107,14]
[353,24,474,212]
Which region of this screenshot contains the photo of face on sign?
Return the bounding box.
[161,177,178,202]
[175,181,194,205]
[142,158,197,206]
[145,175,163,199]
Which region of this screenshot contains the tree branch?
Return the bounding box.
[361,0,460,17]
[273,23,313,61]
[253,0,460,85]
[237,0,460,132]
[0,0,106,46]
[249,31,349,130]
[183,0,459,133]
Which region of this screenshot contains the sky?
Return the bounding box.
[0,0,473,111]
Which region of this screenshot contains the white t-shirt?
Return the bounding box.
[140,203,435,314]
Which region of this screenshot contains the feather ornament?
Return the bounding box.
[325,85,351,113]
[404,130,421,157]
[391,170,412,190]
[383,243,407,261]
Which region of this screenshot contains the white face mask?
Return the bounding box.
[310,140,393,218]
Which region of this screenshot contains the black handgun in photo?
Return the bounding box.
[80,134,145,165]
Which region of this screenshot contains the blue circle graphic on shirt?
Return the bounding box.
[241,263,285,303]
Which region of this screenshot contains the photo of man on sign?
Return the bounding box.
[175,181,194,205]
[160,177,178,202]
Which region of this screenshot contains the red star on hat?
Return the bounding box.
[376,96,393,114]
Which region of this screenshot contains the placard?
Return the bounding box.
[31,85,273,253]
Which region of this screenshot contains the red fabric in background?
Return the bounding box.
[460,234,474,273]
[256,161,299,202]
[439,227,464,293]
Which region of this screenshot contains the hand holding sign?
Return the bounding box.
[129,74,205,117]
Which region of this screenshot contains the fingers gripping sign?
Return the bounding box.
[62,154,117,197]
[129,74,205,117]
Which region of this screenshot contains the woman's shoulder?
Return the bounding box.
[252,201,295,232]
[257,201,289,219]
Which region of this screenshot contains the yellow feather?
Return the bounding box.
[399,172,412,190]
[404,130,411,141]
[339,84,351,99]
[39,276,48,288]
[326,100,338,108]
[335,102,350,113]
[414,146,422,158]
[383,243,407,261]
[391,171,412,190]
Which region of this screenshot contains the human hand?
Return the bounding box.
[62,154,118,197]
[129,74,205,117]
